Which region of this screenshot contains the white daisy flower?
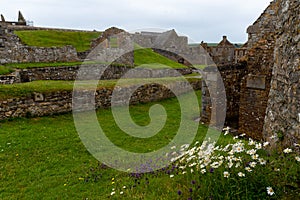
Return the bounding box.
[263,142,270,147]
[223,171,230,178]
[259,158,267,165]
[266,186,275,196]
[283,148,292,154]
[255,143,262,150]
[238,172,245,177]
[245,167,252,172]
[249,162,257,168]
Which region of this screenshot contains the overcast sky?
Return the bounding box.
[2,0,271,43]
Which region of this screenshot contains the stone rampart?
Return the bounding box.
[0,80,201,120]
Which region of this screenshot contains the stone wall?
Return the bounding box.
[238,33,276,139]
[90,27,134,66]
[200,0,299,147]
[201,36,237,65]
[8,64,192,83]
[263,0,300,147]
[246,1,278,49]
[0,24,79,64]
[0,80,201,120]
[201,63,247,128]
[0,75,16,84]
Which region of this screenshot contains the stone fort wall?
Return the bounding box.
[0,23,79,64]
[263,0,300,147]
[201,0,299,148]
[0,64,193,84]
[0,80,201,120]
[201,63,248,129]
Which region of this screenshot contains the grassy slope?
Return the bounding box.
[14,30,101,52]
[13,30,187,69]
[134,48,187,69]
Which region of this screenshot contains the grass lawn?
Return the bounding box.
[14,30,101,52]
[4,61,85,69]
[0,65,14,75]
[134,48,187,69]
[0,77,200,100]
[0,91,299,199]
[3,48,188,71]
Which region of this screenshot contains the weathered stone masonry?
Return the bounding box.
[0,64,192,84]
[0,23,79,64]
[263,0,300,147]
[201,63,248,129]
[201,0,299,147]
[0,80,201,121]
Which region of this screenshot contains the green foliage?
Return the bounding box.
[276,131,284,141]
[14,30,101,52]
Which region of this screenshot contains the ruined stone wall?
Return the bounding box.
[0,80,201,120]
[10,64,192,83]
[236,0,282,139]
[0,26,79,64]
[246,1,279,48]
[89,27,134,66]
[201,36,236,65]
[238,34,276,139]
[263,0,300,146]
[201,63,247,128]
[0,75,15,84]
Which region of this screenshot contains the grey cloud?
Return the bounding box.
[1,0,271,42]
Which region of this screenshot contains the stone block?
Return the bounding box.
[246,75,266,90]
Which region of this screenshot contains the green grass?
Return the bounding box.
[0,78,200,100]
[3,48,189,70]
[4,61,130,70]
[14,30,101,52]
[0,91,299,199]
[0,91,201,199]
[0,65,15,75]
[0,80,75,100]
[134,48,188,69]
[4,61,84,69]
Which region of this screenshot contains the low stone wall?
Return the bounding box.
[0,75,16,84]
[0,45,79,64]
[0,80,201,120]
[15,65,193,82]
[0,31,79,64]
